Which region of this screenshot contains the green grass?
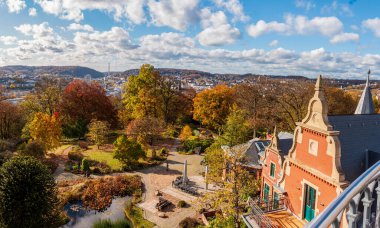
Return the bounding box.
[125,204,155,228]
[93,218,132,228]
[83,150,123,171]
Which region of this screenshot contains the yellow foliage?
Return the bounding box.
[179,125,192,141]
[29,112,61,151]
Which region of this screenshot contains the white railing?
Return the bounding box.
[305,160,380,228]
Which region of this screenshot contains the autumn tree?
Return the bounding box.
[0,102,25,140]
[201,146,260,228]
[27,112,61,151]
[325,87,358,115]
[113,135,146,167]
[193,84,234,133]
[126,117,163,145]
[21,76,67,120]
[179,125,192,141]
[87,120,110,149]
[121,64,193,125]
[60,80,117,137]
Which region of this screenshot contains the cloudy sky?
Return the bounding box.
[0,0,379,78]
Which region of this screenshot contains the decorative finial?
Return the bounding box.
[367,69,371,86]
[273,125,277,135]
[315,75,322,91]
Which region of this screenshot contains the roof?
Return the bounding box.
[328,114,380,182]
[354,74,375,114]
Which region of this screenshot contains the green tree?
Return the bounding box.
[87,120,110,149]
[201,146,260,228]
[0,156,60,227]
[221,105,250,147]
[113,135,146,167]
[81,158,90,173]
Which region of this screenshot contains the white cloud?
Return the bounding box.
[148,0,199,31]
[197,9,240,46]
[269,40,279,47]
[321,0,353,17]
[330,32,359,44]
[213,0,249,22]
[14,22,54,39]
[295,0,315,11]
[6,0,26,13]
[362,18,380,37]
[34,0,146,23]
[247,20,288,37]
[0,36,17,45]
[247,15,344,39]
[73,27,137,56]
[67,23,94,32]
[28,7,37,16]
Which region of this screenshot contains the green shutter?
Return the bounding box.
[270,163,275,177]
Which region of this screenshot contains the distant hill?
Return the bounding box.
[0,65,104,78]
[119,68,213,78]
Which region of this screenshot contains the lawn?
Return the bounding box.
[83,150,123,171]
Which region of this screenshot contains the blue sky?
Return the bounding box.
[0,0,379,78]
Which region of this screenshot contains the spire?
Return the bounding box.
[269,126,280,153]
[315,75,322,91]
[355,70,375,114]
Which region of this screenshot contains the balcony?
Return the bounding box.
[306,160,380,228]
[243,195,304,228]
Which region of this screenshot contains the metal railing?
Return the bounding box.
[254,195,286,213]
[306,160,380,228]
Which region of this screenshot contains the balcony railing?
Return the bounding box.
[306,160,380,228]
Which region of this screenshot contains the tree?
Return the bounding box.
[87,120,110,149]
[27,112,61,151]
[179,125,192,141]
[325,86,358,115]
[0,101,25,140]
[0,156,60,227]
[60,80,117,135]
[126,117,163,145]
[204,142,225,185]
[113,135,146,167]
[221,105,250,147]
[193,84,234,133]
[121,64,193,125]
[201,146,260,228]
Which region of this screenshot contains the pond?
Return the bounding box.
[63,197,130,228]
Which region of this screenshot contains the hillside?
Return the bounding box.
[0,65,104,78]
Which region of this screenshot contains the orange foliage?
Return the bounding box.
[193,84,234,131]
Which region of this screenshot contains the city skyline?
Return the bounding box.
[0,0,380,78]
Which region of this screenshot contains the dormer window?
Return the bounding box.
[270,162,276,178]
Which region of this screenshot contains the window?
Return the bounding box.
[270,163,276,178]
[264,183,270,202]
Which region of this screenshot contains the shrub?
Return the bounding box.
[182,138,214,153]
[68,150,84,161]
[179,217,200,228]
[81,158,90,172]
[0,140,14,152]
[93,219,132,228]
[20,141,46,158]
[81,175,142,211]
[43,158,59,173]
[159,147,167,156]
[163,125,178,138]
[179,125,192,141]
[177,200,187,208]
[78,141,89,149]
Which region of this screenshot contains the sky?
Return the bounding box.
[0,0,379,79]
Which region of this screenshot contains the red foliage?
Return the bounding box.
[60,80,117,126]
[81,175,142,211]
